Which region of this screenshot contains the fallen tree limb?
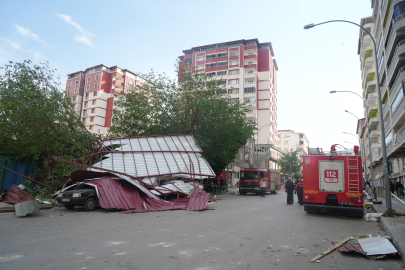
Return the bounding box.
[309,237,353,262]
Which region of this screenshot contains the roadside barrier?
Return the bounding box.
[391,191,405,205]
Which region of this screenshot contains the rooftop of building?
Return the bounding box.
[67,64,147,81]
[180,38,275,57]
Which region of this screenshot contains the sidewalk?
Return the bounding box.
[372,195,405,260]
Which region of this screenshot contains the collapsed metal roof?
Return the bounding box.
[86,135,215,179]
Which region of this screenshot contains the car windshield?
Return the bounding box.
[240,171,260,179]
[73,184,94,190]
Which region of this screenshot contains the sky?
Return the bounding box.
[0,0,373,151]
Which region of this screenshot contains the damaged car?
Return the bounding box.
[56,183,98,211]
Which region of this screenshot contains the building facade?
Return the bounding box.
[65,64,146,135]
[179,39,279,145]
[358,0,405,187]
[277,130,310,170]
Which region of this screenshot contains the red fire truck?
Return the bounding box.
[303,147,363,216]
[239,168,282,195]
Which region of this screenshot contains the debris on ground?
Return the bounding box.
[357,237,398,256]
[309,237,353,262]
[365,213,383,222]
[54,135,217,213]
[331,240,387,259]
[2,185,44,217]
[15,200,42,217]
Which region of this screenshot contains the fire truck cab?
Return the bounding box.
[303,147,364,217]
[239,168,282,195]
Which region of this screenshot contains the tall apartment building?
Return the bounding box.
[277,130,310,171]
[178,39,279,145]
[65,64,145,135]
[358,0,405,186]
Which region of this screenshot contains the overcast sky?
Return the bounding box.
[0,0,373,151]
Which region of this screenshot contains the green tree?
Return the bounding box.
[111,64,255,175]
[277,150,301,178]
[0,60,99,194]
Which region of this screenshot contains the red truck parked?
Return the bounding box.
[239,168,282,195]
[303,147,364,216]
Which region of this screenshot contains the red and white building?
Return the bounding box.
[65,64,146,135]
[179,39,278,145]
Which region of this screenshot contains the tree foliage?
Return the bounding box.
[0,60,99,194]
[277,150,301,177]
[111,64,255,175]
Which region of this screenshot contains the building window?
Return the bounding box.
[391,88,404,112]
[218,53,227,58]
[299,134,304,138]
[229,79,239,85]
[85,93,89,99]
[229,98,238,104]
[229,70,239,75]
[244,87,256,93]
[299,141,304,145]
[184,58,192,64]
[83,110,87,116]
[217,71,227,76]
[385,131,392,144]
[75,81,79,86]
[196,56,205,61]
[84,101,88,108]
[94,83,98,88]
[248,109,254,113]
[87,77,91,83]
[68,82,71,87]
[92,108,95,113]
[207,63,216,68]
[217,62,227,67]
[230,51,239,57]
[230,60,239,66]
[248,71,254,74]
[207,54,216,59]
[90,117,94,122]
[248,62,253,64]
[220,80,227,85]
[94,91,97,96]
[68,90,71,95]
[244,97,256,103]
[89,126,93,130]
[96,75,99,80]
[229,88,239,94]
[196,65,204,70]
[247,80,254,84]
[92,100,96,105]
[206,72,216,77]
[82,118,86,123]
[248,53,253,55]
[87,85,90,91]
[74,88,78,94]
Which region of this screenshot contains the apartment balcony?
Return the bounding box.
[391,96,405,128]
[384,14,405,67]
[244,54,257,61]
[364,81,376,98]
[389,67,405,97]
[368,116,379,131]
[383,101,390,116]
[246,112,257,119]
[363,72,376,91]
[367,104,378,118]
[361,45,373,62]
[362,57,374,78]
[244,71,257,79]
[244,63,257,70]
[366,92,377,107]
[369,129,380,144]
[394,123,405,149]
[386,141,394,156]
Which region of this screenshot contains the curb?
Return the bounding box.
[380,217,405,261]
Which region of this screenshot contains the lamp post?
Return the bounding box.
[256,123,273,169]
[344,109,372,185]
[305,20,391,210]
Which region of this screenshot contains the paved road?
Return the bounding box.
[0,191,402,270]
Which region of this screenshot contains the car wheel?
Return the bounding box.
[84,198,97,211]
[64,204,75,210]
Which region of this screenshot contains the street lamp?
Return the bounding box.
[305,20,391,210]
[344,109,373,186]
[344,141,356,145]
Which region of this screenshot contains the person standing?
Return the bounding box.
[390,181,395,194]
[285,178,294,204]
[398,181,405,199]
[365,181,373,202]
[295,179,304,206]
[260,179,267,198]
[395,181,399,195]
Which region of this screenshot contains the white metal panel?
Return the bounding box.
[156,137,169,150]
[148,137,161,150]
[138,138,151,151]
[319,160,345,192]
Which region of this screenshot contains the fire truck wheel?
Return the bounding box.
[271,190,277,194]
[240,191,246,195]
[304,205,320,214]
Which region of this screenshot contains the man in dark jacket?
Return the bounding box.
[295,179,304,205]
[285,178,295,204]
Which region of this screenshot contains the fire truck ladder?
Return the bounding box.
[347,156,360,198]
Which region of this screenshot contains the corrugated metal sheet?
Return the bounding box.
[2,185,36,204]
[186,187,209,211]
[88,135,215,180]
